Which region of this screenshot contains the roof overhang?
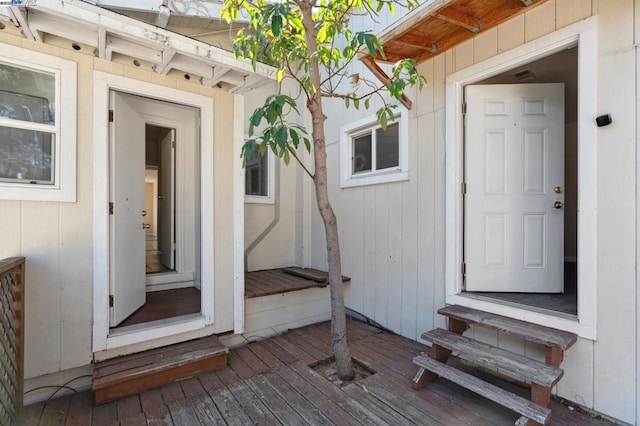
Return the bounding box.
[0,0,276,93]
[362,0,549,107]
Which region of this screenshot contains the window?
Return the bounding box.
[340,109,408,187]
[244,147,275,203]
[0,45,77,202]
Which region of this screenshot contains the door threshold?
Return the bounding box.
[461,292,578,321]
[109,313,202,337]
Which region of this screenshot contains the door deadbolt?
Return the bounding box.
[141,210,147,217]
[143,223,151,229]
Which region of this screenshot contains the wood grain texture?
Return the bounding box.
[18,319,607,426]
[413,354,551,424]
[438,305,577,350]
[422,328,564,387]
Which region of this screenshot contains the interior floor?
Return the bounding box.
[145,236,171,274]
[466,262,577,316]
[118,287,201,327]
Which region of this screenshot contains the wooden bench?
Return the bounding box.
[412,305,578,425]
[438,304,577,366]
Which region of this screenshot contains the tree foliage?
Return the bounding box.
[222,0,426,172]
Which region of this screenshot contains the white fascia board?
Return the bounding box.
[85,0,164,12]
[29,0,276,80]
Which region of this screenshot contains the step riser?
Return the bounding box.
[94,352,226,404]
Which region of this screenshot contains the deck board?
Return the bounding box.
[17,319,612,426]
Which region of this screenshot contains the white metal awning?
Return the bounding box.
[0,0,275,93]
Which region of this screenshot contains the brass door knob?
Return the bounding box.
[553,201,564,209]
[143,223,151,229]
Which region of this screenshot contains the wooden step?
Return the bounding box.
[281,267,351,284]
[438,305,578,367]
[413,354,552,425]
[93,335,228,404]
[438,305,577,351]
[422,328,564,387]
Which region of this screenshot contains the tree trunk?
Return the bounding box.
[300,1,354,381]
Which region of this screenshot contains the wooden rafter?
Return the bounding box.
[361,55,412,110]
[436,7,482,33]
[394,33,440,53]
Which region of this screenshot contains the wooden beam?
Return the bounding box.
[435,7,482,33]
[202,66,231,87]
[376,0,454,45]
[7,6,40,42]
[154,48,177,74]
[155,5,170,29]
[97,26,107,59]
[361,56,412,110]
[395,33,440,53]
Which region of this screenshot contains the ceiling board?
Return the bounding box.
[376,0,549,63]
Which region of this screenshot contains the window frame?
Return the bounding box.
[244,142,275,204]
[340,108,408,188]
[0,44,77,202]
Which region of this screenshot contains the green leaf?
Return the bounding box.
[272,14,283,36]
[304,137,311,153]
[380,110,387,130]
[365,98,370,110]
[283,148,290,165]
[277,68,285,82]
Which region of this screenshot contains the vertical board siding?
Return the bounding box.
[311,2,639,423]
[0,29,239,382]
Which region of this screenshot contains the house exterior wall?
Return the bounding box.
[311,1,639,423]
[0,26,238,385]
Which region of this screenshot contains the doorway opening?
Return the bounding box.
[109,92,201,331]
[462,47,577,317]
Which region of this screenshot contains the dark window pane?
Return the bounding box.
[0,126,54,184]
[0,62,55,125]
[245,150,268,196]
[376,122,399,170]
[353,133,372,173]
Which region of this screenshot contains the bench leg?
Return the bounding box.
[520,383,553,426]
[545,346,563,367]
[412,344,453,390]
[412,367,439,390]
[448,318,467,335]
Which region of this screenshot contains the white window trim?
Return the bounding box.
[340,108,409,188]
[445,17,597,339]
[244,144,276,204]
[0,44,77,202]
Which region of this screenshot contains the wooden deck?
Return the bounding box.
[16,320,610,425]
[245,268,345,299]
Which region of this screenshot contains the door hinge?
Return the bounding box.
[171,242,176,251]
[171,140,176,149]
[109,295,114,307]
[109,110,114,122]
[462,102,467,114]
[109,202,114,215]
[461,182,467,195]
[461,262,466,275]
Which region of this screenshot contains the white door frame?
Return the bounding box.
[92,71,215,351]
[445,17,597,339]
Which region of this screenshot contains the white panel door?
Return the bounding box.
[158,129,175,270]
[465,83,565,292]
[110,92,146,326]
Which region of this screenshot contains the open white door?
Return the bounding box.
[158,129,175,270]
[464,83,564,293]
[110,92,147,326]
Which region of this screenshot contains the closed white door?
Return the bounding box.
[464,83,565,293]
[110,92,146,326]
[158,129,175,270]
